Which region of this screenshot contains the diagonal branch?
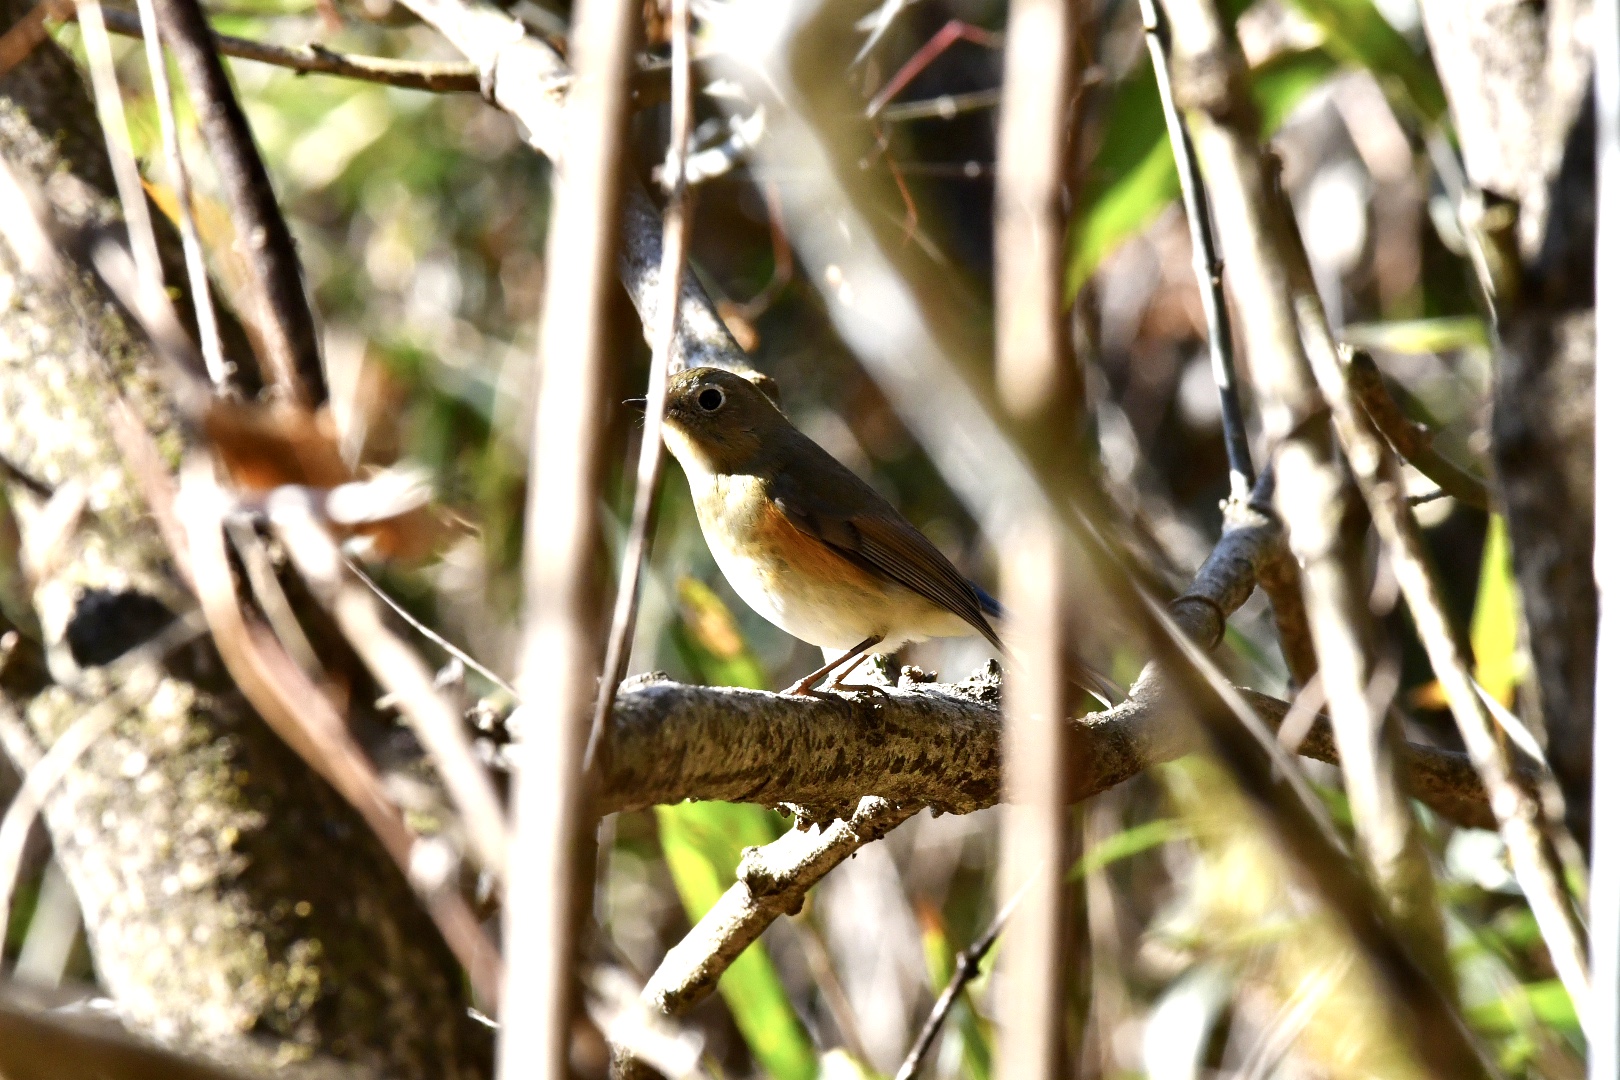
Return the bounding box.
[149,0,326,403]
[389,0,750,375]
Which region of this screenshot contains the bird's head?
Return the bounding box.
[659,366,786,476]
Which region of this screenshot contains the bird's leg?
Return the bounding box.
[784,635,881,696]
[824,647,889,694]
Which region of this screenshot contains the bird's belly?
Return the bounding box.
[693,476,969,651]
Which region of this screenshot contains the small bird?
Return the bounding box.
[655,366,1005,695]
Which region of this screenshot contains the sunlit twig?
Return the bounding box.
[585,0,699,772]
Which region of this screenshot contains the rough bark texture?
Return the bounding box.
[1421,0,1598,843]
[0,24,489,1078]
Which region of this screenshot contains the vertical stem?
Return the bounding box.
[497,0,637,1069]
[1138,0,1254,500]
[148,0,325,403]
[1160,0,1448,992]
[993,0,1080,1073]
[584,0,696,772]
[75,0,163,300]
[132,0,229,389]
[1587,0,1620,1071]
[1277,201,1591,1020]
[995,523,1070,1080]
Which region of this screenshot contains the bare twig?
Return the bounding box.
[268,487,511,882]
[129,0,229,388]
[876,87,1000,122]
[149,0,325,403]
[0,614,204,954]
[98,5,482,91]
[895,878,1030,1080]
[496,0,637,1066]
[0,0,71,80]
[1343,350,1490,511]
[75,0,164,297]
[345,556,519,698]
[1275,187,1594,1022]
[176,463,501,1004]
[584,0,697,772]
[1160,0,1451,996]
[1139,0,1254,499]
[1589,0,1620,1067]
[992,0,1082,1071]
[636,796,917,1018]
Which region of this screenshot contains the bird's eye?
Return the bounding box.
[697,387,725,412]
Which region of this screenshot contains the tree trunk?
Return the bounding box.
[0,18,490,1077]
[1421,0,1599,844]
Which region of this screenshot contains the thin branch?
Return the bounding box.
[1274,194,1594,1021]
[876,87,1000,122]
[585,0,697,772]
[99,5,481,91]
[149,0,326,403]
[1139,0,1254,498]
[993,0,1082,1072]
[344,556,519,698]
[1344,350,1490,511]
[1589,0,1620,1065]
[268,487,511,883]
[1160,0,1452,1003]
[895,877,1030,1080]
[0,0,71,77]
[129,0,229,388]
[176,462,502,1005]
[637,796,917,1018]
[75,0,164,296]
[497,0,638,1065]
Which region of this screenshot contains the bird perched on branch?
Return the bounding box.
[651,366,1006,695]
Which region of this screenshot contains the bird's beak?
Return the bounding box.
[623,397,647,411]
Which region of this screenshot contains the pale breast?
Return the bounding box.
[687,470,973,651]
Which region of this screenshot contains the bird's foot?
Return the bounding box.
[784,673,828,696]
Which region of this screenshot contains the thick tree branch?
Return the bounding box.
[598,659,1496,830]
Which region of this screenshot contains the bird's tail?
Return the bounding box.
[974,584,1122,708]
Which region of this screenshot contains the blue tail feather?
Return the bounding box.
[973,584,1004,620]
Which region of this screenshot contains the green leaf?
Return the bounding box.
[1067,47,1340,294]
[1339,316,1491,354]
[656,803,816,1080]
[1067,818,1189,880]
[1471,515,1523,706]
[1281,0,1449,123]
[1468,979,1582,1037]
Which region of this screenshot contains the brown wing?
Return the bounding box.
[767,470,1002,650]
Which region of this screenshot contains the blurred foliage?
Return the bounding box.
[1066,45,1339,293]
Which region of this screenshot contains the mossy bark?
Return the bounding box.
[0,17,489,1078]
